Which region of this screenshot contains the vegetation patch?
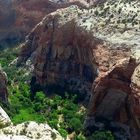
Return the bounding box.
[0,47,115,139]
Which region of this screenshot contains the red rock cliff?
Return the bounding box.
[0,0,92,48]
[17,6,100,99]
[17,2,140,139]
[17,5,132,109]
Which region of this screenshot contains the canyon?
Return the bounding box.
[0,0,140,140]
[0,0,93,49]
[17,1,140,139]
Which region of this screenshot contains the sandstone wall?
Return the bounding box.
[17,2,140,139]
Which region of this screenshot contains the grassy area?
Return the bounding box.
[0,46,86,138]
[0,46,115,140]
[8,82,86,138]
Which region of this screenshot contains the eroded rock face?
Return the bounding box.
[17,5,132,98]
[131,64,140,119]
[0,0,92,49]
[17,1,140,139]
[0,68,8,102]
[85,57,140,139]
[17,6,100,99]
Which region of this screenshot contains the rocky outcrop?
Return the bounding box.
[17,0,140,139]
[0,0,92,49]
[2,0,138,49]
[0,68,8,102]
[0,0,55,48]
[0,121,69,140]
[81,1,140,138]
[131,63,140,135]
[17,6,100,99]
[85,57,140,139]
[0,106,11,128]
[17,4,132,97]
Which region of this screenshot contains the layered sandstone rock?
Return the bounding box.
[17,0,140,139]
[0,0,92,49]
[0,68,8,102]
[85,57,140,139]
[0,0,57,48]
[17,6,99,99]
[17,5,132,97]
[0,0,132,49]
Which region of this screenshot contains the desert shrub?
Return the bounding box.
[69,118,82,133]
[58,128,68,138]
[34,92,45,102]
[75,134,86,140]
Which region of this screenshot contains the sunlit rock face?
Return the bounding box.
[0,68,8,102]
[131,64,140,118]
[0,121,69,140]
[17,5,131,100]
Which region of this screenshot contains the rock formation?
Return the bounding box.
[85,57,140,139]
[17,0,140,139]
[17,6,100,100]
[0,68,8,102]
[0,121,69,140]
[17,3,132,98]
[0,0,92,49]
[132,64,140,117]
[1,0,127,49]
[0,106,11,128]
